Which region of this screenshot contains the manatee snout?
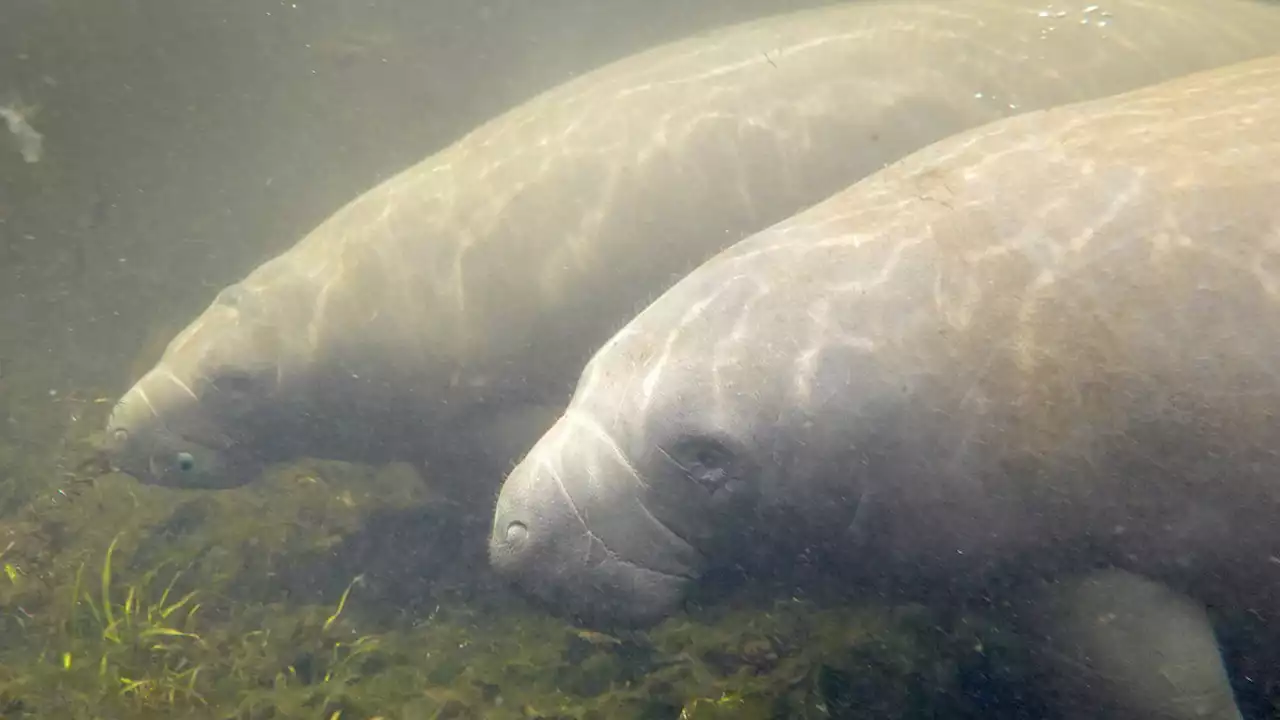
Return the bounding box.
[488,415,700,628]
[104,368,261,490]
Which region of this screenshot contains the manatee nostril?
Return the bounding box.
[505,521,528,547]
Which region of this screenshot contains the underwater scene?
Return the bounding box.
[3,0,1280,718]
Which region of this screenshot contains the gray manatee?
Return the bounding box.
[488,56,1280,719]
[106,0,1280,492]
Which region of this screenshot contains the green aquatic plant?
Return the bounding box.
[55,532,208,710]
[230,574,389,718]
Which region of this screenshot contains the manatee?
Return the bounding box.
[488,56,1280,718]
[105,0,1280,492]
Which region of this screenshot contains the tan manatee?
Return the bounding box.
[107,0,1280,491]
[488,55,1280,719]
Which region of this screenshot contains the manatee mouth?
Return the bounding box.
[103,375,179,480]
[492,514,697,628]
[493,506,699,587]
[489,417,703,628]
[105,419,256,490]
[102,424,154,482]
[104,374,263,489]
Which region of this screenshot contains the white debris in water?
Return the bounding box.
[0,101,44,163]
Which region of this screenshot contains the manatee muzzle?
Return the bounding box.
[489,416,701,627]
[103,369,259,489]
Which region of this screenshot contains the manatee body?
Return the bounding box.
[106,0,1280,492]
[488,56,1280,718]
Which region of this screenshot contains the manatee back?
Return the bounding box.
[227,0,1280,394]
[112,0,1280,486]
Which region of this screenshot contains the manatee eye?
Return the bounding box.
[670,437,736,493]
[210,370,258,399]
[176,452,196,473]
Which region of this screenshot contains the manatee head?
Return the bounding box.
[489,268,851,627]
[488,401,758,627]
[105,285,290,489]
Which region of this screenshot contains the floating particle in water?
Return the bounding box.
[0,100,44,163]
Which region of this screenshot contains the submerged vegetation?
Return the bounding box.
[0,524,1004,720]
[0,361,1240,719]
[0,363,1007,719]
